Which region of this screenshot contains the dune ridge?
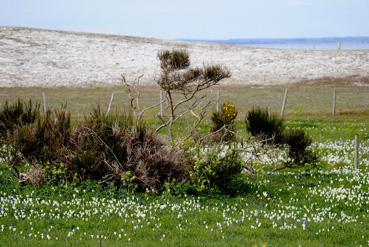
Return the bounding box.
[1,27,369,87]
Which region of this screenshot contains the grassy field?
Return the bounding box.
[1,164,368,246]
[1,84,369,246]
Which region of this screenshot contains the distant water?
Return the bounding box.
[182,37,369,50]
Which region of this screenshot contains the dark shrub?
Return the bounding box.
[11,107,71,164]
[69,107,189,191]
[245,108,284,144]
[245,108,318,168]
[283,129,318,167]
[0,99,40,139]
[128,137,189,192]
[158,49,190,71]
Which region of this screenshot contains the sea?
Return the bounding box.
[181,37,369,50]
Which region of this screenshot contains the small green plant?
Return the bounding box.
[44,162,68,185]
[188,143,244,195]
[121,171,137,194]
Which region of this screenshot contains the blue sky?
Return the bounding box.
[1,0,369,39]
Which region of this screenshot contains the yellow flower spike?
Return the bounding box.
[221,102,237,121]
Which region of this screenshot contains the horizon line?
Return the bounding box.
[2,25,369,41]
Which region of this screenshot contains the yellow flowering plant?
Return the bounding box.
[211,102,238,142]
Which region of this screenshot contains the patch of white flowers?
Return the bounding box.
[0,168,368,243]
[313,140,369,166]
[190,141,290,171]
[190,139,369,170]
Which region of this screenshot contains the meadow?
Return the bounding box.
[0,84,369,246]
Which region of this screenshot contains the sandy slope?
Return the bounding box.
[1,27,369,87]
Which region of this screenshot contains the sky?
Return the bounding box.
[1,0,369,39]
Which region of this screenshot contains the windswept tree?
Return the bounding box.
[156,49,231,141]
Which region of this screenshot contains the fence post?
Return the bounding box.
[354,134,360,170]
[159,91,164,118]
[280,88,288,117]
[106,92,115,114]
[332,88,336,116]
[42,92,47,114]
[216,89,220,112]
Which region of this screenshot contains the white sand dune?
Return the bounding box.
[1,27,369,87]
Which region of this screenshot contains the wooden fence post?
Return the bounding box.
[332,88,336,116]
[216,89,220,112]
[354,134,360,170]
[160,91,164,118]
[280,88,288,117]
[106,92,115,114]
[42,92,47,114]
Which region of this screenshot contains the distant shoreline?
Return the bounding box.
[181,37,369,50]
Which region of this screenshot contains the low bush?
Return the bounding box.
[283,129,318,167]
[245,108,318,168]
[10,107,71,165]
[187,143,245,195]
[0,99,40,140]
[69,107,133,181]
[69,107,189,192]
[245,108,284,144]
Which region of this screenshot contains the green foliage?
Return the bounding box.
[188,144,244,195]
[245,108,284,144]
[0,163,18,190]
[120,170,137,194]
[44,162,68,185]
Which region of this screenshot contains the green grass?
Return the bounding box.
[0,163,368,246]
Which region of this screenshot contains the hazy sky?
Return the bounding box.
[1,0,369,39]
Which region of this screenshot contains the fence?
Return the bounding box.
[1,85,368,168]
[1,85,369,118]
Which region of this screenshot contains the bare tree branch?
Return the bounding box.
[155,50,231,141]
